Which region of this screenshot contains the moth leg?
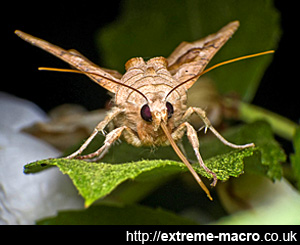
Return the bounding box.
[172,122,218,186]
[65,107,123,159]
[183,107,255,149]
[75,126,127,160]
[176,141,189,160]
[76,126,141,161]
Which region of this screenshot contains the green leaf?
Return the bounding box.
[96,0,281,101]
[24,121,285,207]
[36,203,198,225]
[197,121,286,181]
[24,150,253,207]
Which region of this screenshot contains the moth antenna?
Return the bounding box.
[160,121,213,200]
[165,50,275,100]
[38,67,149,103]
[200,50,275,76]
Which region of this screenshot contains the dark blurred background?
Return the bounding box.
[3,1,299,149]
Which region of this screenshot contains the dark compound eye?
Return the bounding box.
[141,104,152,122]
[166,102,174,119]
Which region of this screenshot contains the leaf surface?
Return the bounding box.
[24,121,285,207]
[37,203,198,225]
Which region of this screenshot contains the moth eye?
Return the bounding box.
[166,102,174,119]
[141,104,152,122]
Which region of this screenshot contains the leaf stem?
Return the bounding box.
[237,101,298,141]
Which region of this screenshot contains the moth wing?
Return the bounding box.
[167,21,240,90]
[68,49,123,79]
[15,30,121,93]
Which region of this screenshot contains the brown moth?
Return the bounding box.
[15,21,256,200]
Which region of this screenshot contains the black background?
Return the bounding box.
[3,1,299,152]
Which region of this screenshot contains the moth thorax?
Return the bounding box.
[125,57,145,71]
[145,67,156,75]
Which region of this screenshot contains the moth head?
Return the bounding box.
[140,100,174,131]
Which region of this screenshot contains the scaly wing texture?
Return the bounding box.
[167,21,240,90]
[15,30,121,93]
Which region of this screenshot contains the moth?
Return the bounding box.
[16,21,271,200]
